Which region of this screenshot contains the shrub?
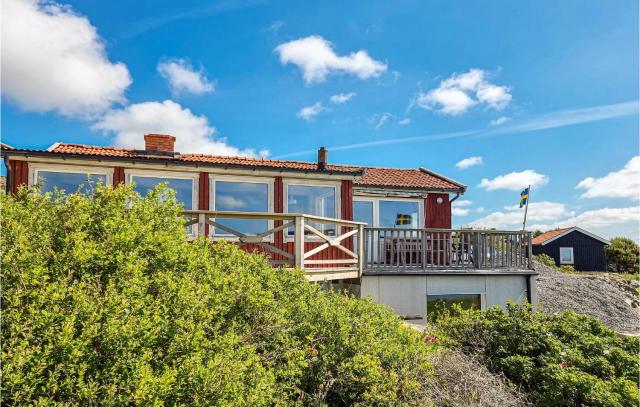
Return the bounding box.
[433,303,640,407]
[534,254,557,269]
[1,185,435,405]
[559,265,575,273]
[606,237,640,274]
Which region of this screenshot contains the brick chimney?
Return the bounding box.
[317,147,328,170]
[144,134,176,152]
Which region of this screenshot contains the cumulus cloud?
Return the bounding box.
[398,118,411,125]
[275,35,387,84]
[157,58,215,95]
[413,69,511,116]
[576,156,640,200]
[455,156,483,170]
[92,100,265,157]
[479,170,548,191]
[468,201,573,229]
[297,102,326,121]
[452,200,472,217]
[555,207,640,242]
[1,0,132,118]
[330,92,356,104]
[490,116,509,126]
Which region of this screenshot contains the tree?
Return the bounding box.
[1,185,436,405]
[606,237,640,273]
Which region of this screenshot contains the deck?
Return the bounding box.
[183,210,534,281]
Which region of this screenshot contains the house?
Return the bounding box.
[532,227,610,271]
[1,134,538,323]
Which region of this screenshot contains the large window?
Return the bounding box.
[213,180,270,236]
[426,294,482,322]
[559,247,574,264]
[353,198,422,229]
[379,200,420,228]
[129,175,195,209]
[286,183,338,236]
[36,171,107,194]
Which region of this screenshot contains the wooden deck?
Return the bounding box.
[183,211,533,281]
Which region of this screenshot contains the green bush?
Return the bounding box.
[606,237,640,274]
[534,254,557,269]
[1,185,435,406]
[434,303,640,407]
[559,265,575,273]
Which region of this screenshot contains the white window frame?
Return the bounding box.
[125,169,199,211]
[283,179,341,241]
[559,247,574,265]
[209,175,274,241]
[29,163,113,190]
[426,292,486,313]
[353,196,424,228]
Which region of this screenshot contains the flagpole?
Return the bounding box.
[522,184,531,231]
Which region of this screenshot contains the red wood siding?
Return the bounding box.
[341,180,354,250]
[8,160,28,194]
[113,167,125,187]
[273,176,284,260]
[424,193,451,228]
[199,172,210,234]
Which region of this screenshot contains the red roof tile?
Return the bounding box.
[3,143,465,192]
[532,228,572,245]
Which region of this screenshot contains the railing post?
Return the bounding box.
[357,224,365,277]
[473,232,481,269]
[294,215,305,269]
[198,213,206,237]
[527,231,533,269]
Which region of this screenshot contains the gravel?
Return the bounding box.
[535,261,640,334]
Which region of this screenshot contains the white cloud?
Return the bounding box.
[275,35,387,84]
[1,0,131,118]
[413,69,511,116]
[479,170,548,191]
[157,58,215,95]
[92,100,264,157]
[372,112,394,130]
[555,207,640,242]
[455,156,483,170]
[468,201,573,229]
[297,102,326,121]
[398,118,411,125]
[452,199,472,217]
[476,207,485,213]
[490,116,509,126]
[576,156,640,200]
[330,92,356,104]
[216,195,247,209]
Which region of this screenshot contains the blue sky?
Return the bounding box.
[2,0,639,240]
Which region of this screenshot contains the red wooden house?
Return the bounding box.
[2,134,537,322]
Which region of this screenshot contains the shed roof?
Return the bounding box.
[532,227,610,246]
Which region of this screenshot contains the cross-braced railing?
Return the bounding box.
[363,227,533,273]
[182,210,366,281]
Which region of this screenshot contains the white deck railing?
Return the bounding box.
[182,210,366,281]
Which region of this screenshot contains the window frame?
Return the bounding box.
[283,179,341,241]
[125,169,199,211]
[426,292,486,314]
[559,247,574,264]
[353,196,424,228]
[209,175,274,241]
[29,163,113,192]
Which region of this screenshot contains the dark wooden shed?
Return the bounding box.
[532,227,610,271]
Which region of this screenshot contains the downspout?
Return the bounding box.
[449,193,460,203]
[525,275,532,305]
[4,156,12,194]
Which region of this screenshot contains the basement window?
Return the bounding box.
[559,247,574,264]
[426,294,482,322]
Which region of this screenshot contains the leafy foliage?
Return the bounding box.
[1,185,435,406]
[606,237,640,274]
[533,254,557,269]
[434,303,640,407]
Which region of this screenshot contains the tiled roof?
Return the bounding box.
[355,167,464,190]
[532,228,571,245]
[2,143,466,192]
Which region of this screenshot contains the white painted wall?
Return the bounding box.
[361,274,536,324]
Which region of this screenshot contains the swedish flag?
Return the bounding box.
[396,214,413,225]
[519,187,529,208]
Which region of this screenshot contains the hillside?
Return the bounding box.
[535,261,640,335]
